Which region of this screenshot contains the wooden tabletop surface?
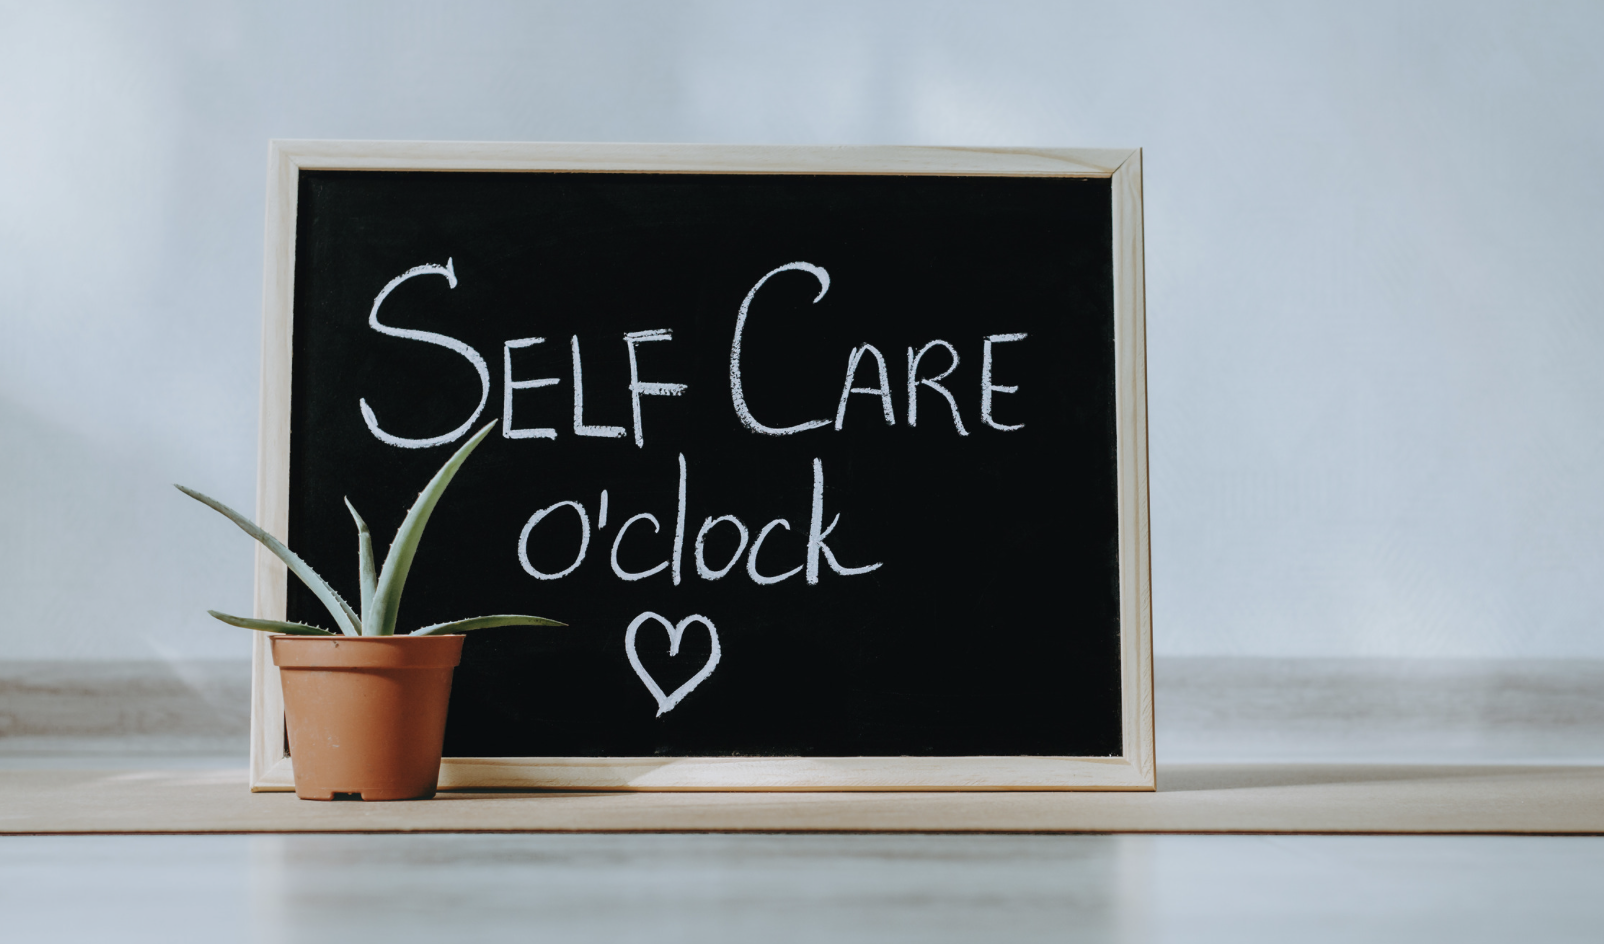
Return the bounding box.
[4,764,1601,834]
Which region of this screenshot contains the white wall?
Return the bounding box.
[2,0,1601,660]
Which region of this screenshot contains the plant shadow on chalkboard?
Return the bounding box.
[175,421,565,800]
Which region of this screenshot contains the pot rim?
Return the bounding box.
[270,632,466,669]
[269,633,466,639]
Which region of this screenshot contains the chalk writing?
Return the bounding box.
[625,611,722,716]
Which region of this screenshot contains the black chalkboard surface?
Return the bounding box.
[253,143,1152,791]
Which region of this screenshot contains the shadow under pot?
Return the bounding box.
[270,634,465,801]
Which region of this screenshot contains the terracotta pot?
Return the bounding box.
[270,634,465,801]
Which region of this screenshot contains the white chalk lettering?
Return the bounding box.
[806,457,882,584]
[624,329,687,448]
[981,333,1028,431]
[611,512,668,581]
[747,518,802,585]
[625,612,721,716]
[597,489,609,530]
[906,340,969,436]
[517,500,590,580]
[571,335,625,439]
[672,452,687,586]
[501,337,558,440]
[695,515,750,580]
[833,343,895,430]
[359,258,491,448]
[730,262,833,435]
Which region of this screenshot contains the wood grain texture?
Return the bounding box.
[1111,150,1155,785]
[271,140,1133,177]
[250,141,1152,793]
[255,756,1153,793]
[251,141,296,790]
[15,765,1604,834]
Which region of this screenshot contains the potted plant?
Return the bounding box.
[178,421,561,800]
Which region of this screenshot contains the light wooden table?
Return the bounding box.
[4,764,1601,834]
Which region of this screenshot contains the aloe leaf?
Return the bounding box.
[176,485,361,637]
[413,614,567,636]
[207,610,336,636]
[345,498,377,627]
[368,421,496,637]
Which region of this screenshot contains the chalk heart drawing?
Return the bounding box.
[625,612,722,717]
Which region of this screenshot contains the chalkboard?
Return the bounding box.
[250,143,1152,791]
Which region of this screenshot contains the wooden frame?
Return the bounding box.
[250,141,1152,792]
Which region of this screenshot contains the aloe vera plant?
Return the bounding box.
[178,421,563,637]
